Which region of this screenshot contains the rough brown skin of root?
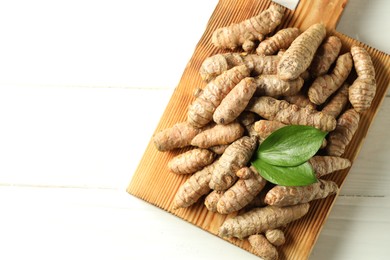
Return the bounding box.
[256,27,300,55]
[277,49,286,57]
[153,122,202,151]
[237,111,259,127]
[246,96,336,132]
[168,148,216,175]
[219,203,310,239]
[254,75,304,97]
[283,93,317,110]
[245,53,280,76]
[199,53,280,82]
[253,120,286,141]
[278,24,326,80]
[253,119,327,148]
[188,65,249,128]
[308,52,353,105]
[271,102,336,132]
[236,166,253,179]
[172,162,216,210]
[321,83,349,118]
[209,136,257,191]
[199,54,230,82]
[208,144,229,155]
[244,122,259,138]
[327,108,360,156]
[213,77,257,125]
[309,155,351,178]
[191,122,244,148]
[309,35,342,77]
[278,23,326,80]
[349,46,376,112]
[245,183,273,209]
[248,234,278,260]
[204,190,224,212]
[264,180,339,207]
[349,79,376,113]
[299,69,311,81]
[217,166,267,214]
[211,4,285,51]
[265,229,285,246]
[247,96,289,120]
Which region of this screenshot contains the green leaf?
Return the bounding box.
[257,125,327,167]
[252,159,317,186]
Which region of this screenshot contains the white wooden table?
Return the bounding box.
[0,1,389,259]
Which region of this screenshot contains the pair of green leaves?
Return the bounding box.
[251,125,327,186]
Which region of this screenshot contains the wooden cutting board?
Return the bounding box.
[127,0,390,259]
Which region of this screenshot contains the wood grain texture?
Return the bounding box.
[127,0,390,259]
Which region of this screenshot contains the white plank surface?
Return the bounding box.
[0,1,389,260]
[0,86,172,188]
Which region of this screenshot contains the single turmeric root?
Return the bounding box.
[308,52,353,105]
[190,122,244,148]
[327,108,360,156]
[209,136,257,191]
[256,27,300,55]
[188,65,250,128]
[248,234,278,260]
[199,53,280,82]
[309,155,351,178]
[246,97,290,123]
[278,23,326,80]
[153,122,202,151]
[217,166,267,214]
[213,77,257,124]
[204,190,224,212]
[211,4,285,51]
[265,229,285,246]
[254,75,304,97]
[349,46,377,112]
[321,83,349,118]
[244,53,280,76]
[168,148,216,174]
[219,203,310,239]
[264,179,339,207]
[246,96,336,132]
[309,36,342,77]
[172,162,217,210]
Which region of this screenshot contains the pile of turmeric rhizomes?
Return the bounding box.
[152,4,375,260]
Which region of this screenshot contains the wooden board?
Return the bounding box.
[127,0,390,259]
